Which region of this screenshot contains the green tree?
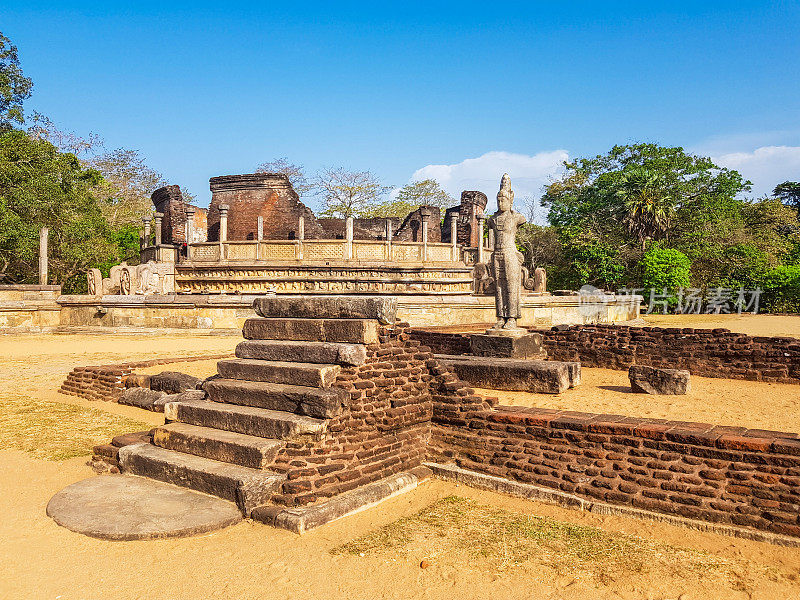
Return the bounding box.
[315,167,392,218]
[0,129,120,292]
[774,181,800,213]
[639,246,691,291]
[0,32,33,127]
[392,179,454,212]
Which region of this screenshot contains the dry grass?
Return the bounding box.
[0,395,150,460]
[334,496,789,588]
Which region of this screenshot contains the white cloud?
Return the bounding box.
[711,146,800,198]
[409,150,569,219]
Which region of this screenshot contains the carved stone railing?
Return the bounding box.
[184,239,469,264]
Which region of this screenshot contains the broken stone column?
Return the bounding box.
[38,227,48,285]
[141,217,152,249]
[154,213,163,246]
[345,216,353,259]
[185,205,196,244]
[219,204,229,243]
[450,213,458,261]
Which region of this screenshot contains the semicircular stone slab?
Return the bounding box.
[47,475,242,540]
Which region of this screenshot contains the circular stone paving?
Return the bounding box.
[47,475,242,540]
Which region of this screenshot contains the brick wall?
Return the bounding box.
[543,325,800,384]
[409,325,800,384]
[317,217,402,240]
[151,185,187,244]
[59,354,233,402]
[426,362,800,538]
[262,323,433,507]
[207,173,323,241]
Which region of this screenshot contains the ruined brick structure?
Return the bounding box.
[317,217,401,240]
[443,191,488,246]
[151,185,207,244]
[395,206,441,242]
[207,173,323,241]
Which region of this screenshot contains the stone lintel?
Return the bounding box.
[252,295,397,325]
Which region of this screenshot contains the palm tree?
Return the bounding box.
[615,167,674,250]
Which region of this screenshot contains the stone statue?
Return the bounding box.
[534,267,547,294]
[87,269,102,296]
[487,174,527,331]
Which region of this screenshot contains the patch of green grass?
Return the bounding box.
[0,395,150,460]
[333,496,771,583]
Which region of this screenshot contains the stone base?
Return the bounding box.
[46,475,242,540]
[437,355,579,394]
[251,467,431,534]
[470,332,546,359]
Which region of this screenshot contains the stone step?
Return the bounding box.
[252,295,397,324]
[217,358,341,388]
[204,378,346,419]
[118,442,284,516]
[435,355,578,394]
[153,423,283,470]
[242,317,380,344]
[165,398,327,439]
[235,339,367,366]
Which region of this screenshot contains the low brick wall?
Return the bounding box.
[409,325,800,384]
[59,354,233,402]
[427,376,800,537]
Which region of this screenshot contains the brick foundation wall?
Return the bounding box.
[152,185,187,244]
[409,325,800,384]
[59,354,233,402]
[543,325,800,384]
[262,323,433,507]
[426,362,800,537]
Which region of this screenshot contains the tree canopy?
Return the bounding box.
[0,32,33,127]
[315,167,392,218]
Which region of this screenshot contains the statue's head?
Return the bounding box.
[497,173,514,212]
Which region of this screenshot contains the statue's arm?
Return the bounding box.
[515,212,527,226]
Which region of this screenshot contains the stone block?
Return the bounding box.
[253,295,397,324]
[125,374,151,389]
[119,387,166,410]
[470,332,546,359]
[628,365,690,395]
[242,317,380,344]
[235,339,367,366]
[216,358,341,388]
[149,371,202,394]
[437,355,571,394]
[204,379,345,418]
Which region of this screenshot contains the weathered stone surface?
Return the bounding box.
[470,332,546,359]
[242,317,380,344]
[119,387,166,410]
[629,365,690,395]
[124,373,151,389]
[46,475,242,540]
[153,423,282,469]
[204,379,345,418]
[217,358,341,388]
[252,295,397,325]
[235,339,367,366]
[150,371,202,394]
[118,442,284,515]
[251,467,431,534]
[437,355,571,394]
[164,398,327,439]
[111,430,152,447]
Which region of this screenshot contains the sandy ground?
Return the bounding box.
[643,313,800,338]
[477,367,800,433]
[1,326,800,599]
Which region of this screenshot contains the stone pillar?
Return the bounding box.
[450,213,459,261]
[488,228,495,251]
[219,204,229,242]
[257,216,264,242]
[476,212,486,264]
[154,213,163,246]
[297,215,305,260]
[142,217,152,248]
[185,206,196,243]
[420,208,431,262]
[345,216,353,260]
[38,227,48,285]
[385,218,393,261]
[218,204,229,261]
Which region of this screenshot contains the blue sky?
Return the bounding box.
[3,1,799,214]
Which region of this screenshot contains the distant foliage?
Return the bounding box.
[315,168,393,218]
[639,246,691,292]
[759,266,800,313]
[0,32,33,126]
[256,157,314,196]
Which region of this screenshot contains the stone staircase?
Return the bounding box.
[118,308,375,516]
